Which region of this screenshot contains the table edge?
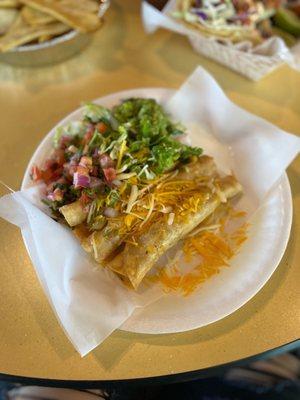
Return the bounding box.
[0,339,299,388]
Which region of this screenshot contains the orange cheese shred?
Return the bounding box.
[148,208,249,296]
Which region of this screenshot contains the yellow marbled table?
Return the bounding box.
[0,0,299,384]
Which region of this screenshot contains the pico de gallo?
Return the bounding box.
[31,98,202,227]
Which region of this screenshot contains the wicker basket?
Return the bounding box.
[143,0,299,81]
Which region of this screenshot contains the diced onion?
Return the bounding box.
[73,172,90,188]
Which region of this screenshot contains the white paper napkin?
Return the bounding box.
[0,66,299,356]
[166,67,300,206]
[0,189,160,356]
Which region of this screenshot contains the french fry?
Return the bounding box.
[0,7,18,34]
[61,0,99,14]
[21,5,55,26]
[0,14,69,51]
[0,0,20,8]
[38,32,51,42]
[0,1,105,51]
[20,0,102,32]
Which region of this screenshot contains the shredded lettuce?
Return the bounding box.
[151,139,181,174]
[113,98,185,140]
[54,121,88,148]
[83,102,113,124]
[107,189,120,207]
[111,98,202,175]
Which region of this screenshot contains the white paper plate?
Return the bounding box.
[22,88,293,335]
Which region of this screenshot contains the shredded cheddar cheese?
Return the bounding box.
[107,172,219,244]
[116,140,127,170]
[148,207,249,296]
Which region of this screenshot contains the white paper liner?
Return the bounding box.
[142,1,300,81]
[0,66,299,356]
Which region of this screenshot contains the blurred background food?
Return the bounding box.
[274,2,300,37]
[170,0,300,46]
[0,0,109,52]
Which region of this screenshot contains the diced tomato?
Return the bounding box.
[91,166,99,176]
[79,156,93,169]
[77,165,89,176]
[83,124,95,144]
[79,192,91,206]
[83,131,93,144]
[41,169,54,183]
[54,149,66,165]
[103,167,116,183]
[41,166,64,184]
[44,159,56,170]
[60,135,72,149]
[96,122,108,134]
[52,167,64,179]
[31,165,42,181]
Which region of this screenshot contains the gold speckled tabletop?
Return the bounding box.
[0,0,299,382]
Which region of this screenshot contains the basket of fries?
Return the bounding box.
[143,0,300,80]
[0,0,110,66]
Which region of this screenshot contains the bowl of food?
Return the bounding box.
[143,0,300,80]
[171,0,300,45]
[0,0,110,66]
